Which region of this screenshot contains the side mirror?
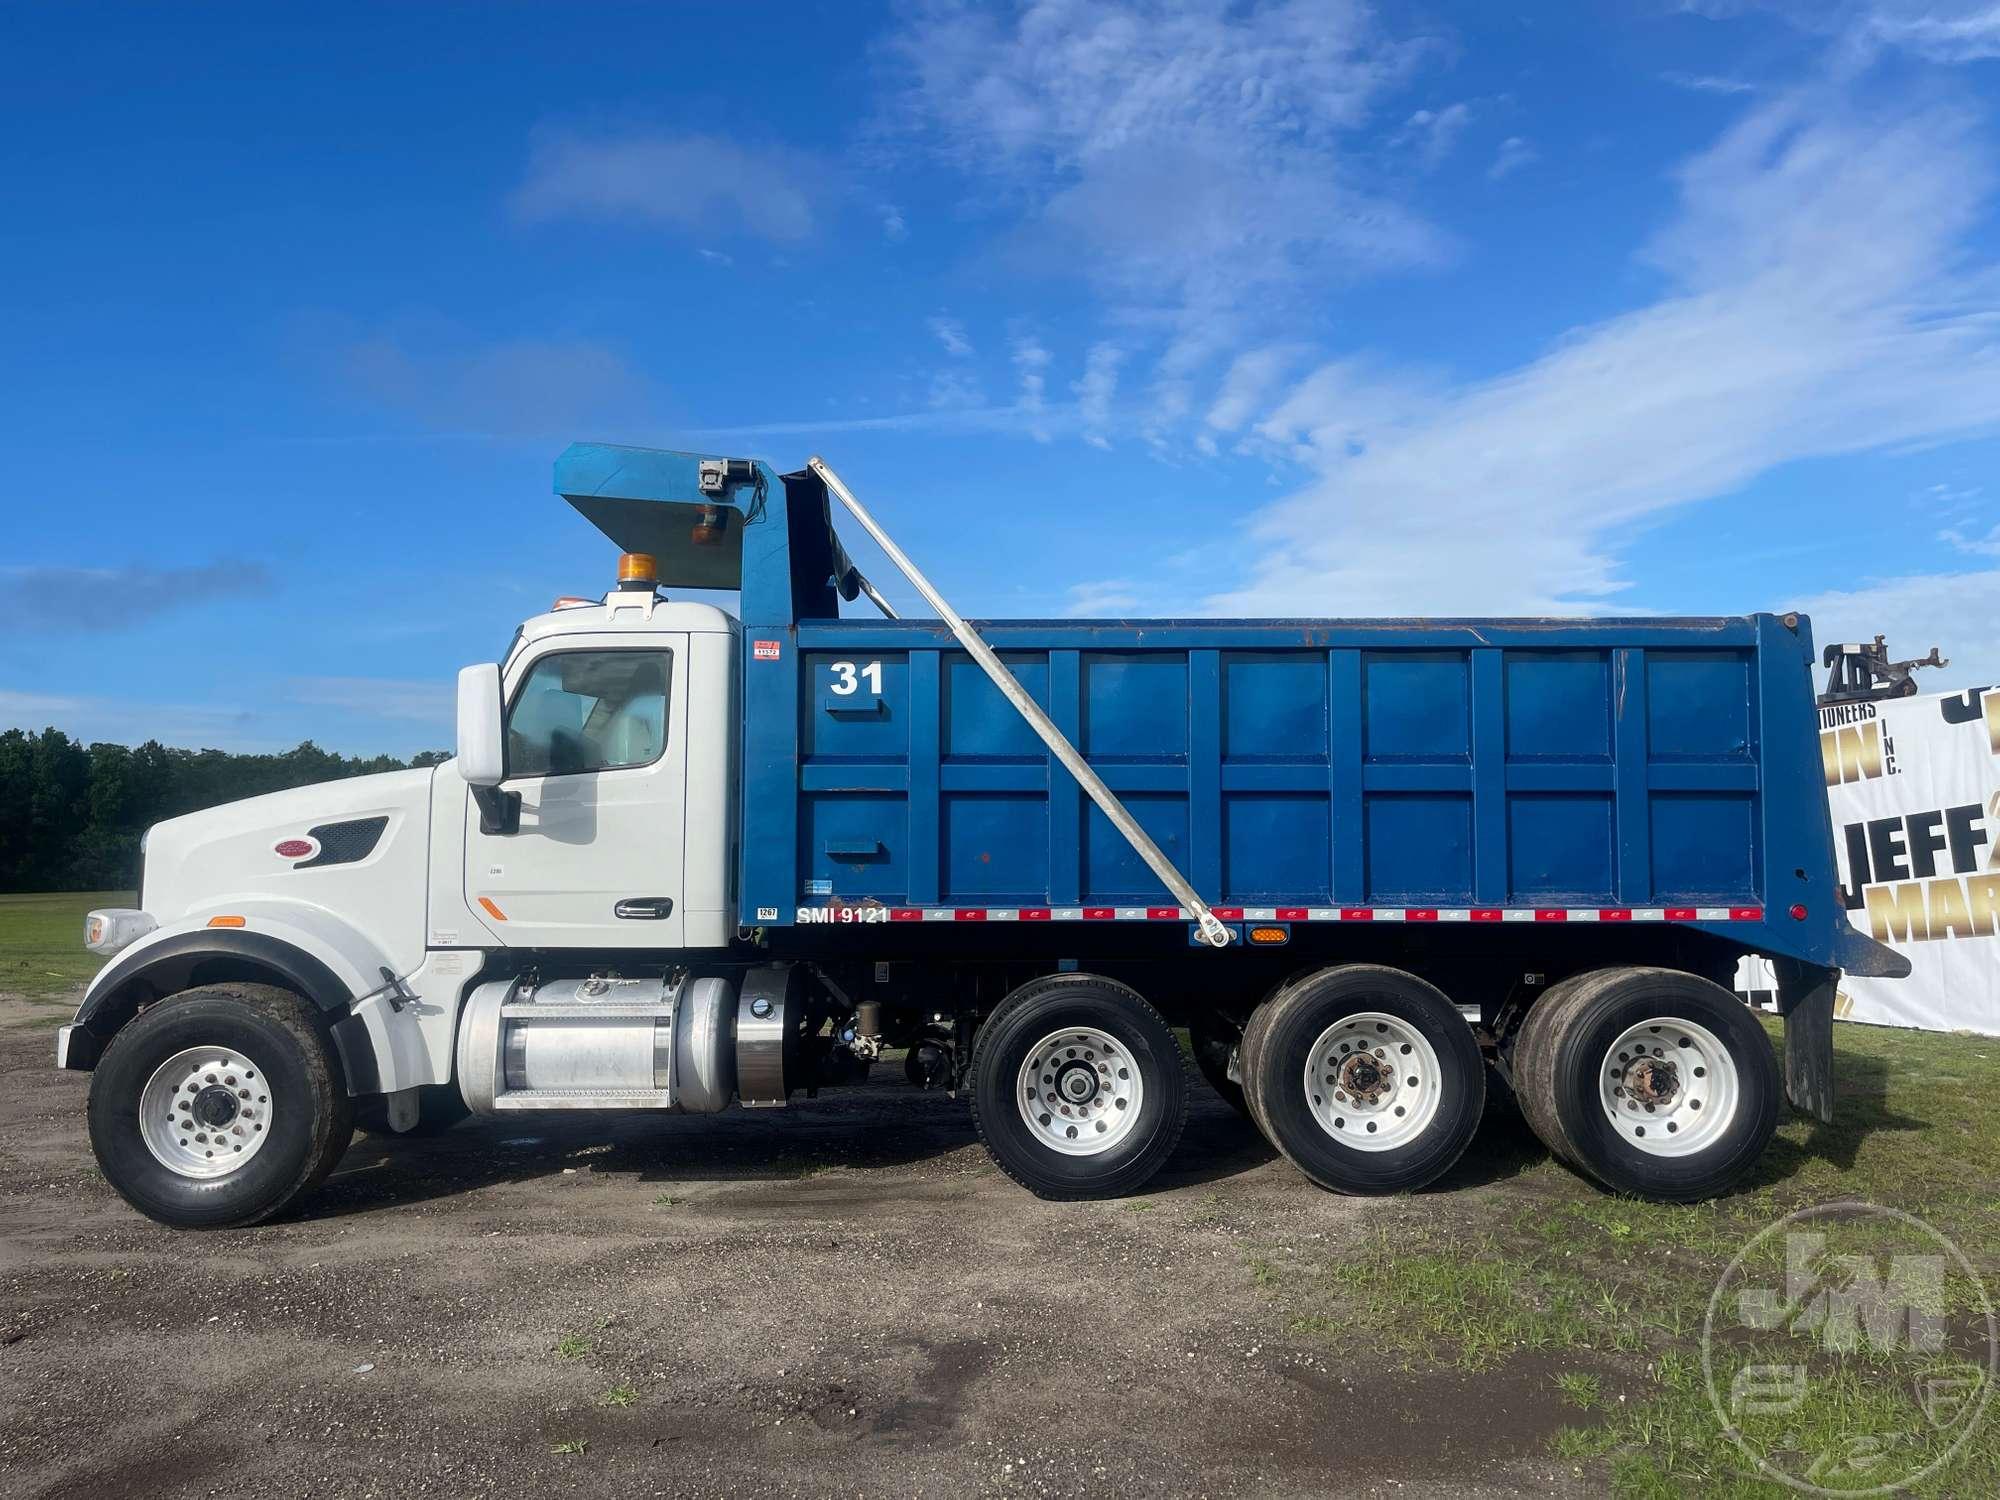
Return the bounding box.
[457,664,520,836]
[456,664,505,786]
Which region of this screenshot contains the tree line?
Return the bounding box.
[0,727,449,893]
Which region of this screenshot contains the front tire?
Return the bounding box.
[1241,965,1485,1194]
[970,975,1188,1200]
[1510,967,1778,1202]
[88,983,354,1228]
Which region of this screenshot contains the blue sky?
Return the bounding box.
[4,0,1999,756]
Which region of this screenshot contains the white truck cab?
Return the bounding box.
[59,561,757,1228]
[451,585,739,952]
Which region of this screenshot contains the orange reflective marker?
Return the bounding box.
[477,897,508,922]
[207,915,247,928]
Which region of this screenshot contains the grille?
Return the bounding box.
[298,816,389,868]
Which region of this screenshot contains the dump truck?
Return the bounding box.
[58,445,1907,1227]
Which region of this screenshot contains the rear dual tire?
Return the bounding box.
[1511,967,1778,1202]
[1242,965,1485,1195]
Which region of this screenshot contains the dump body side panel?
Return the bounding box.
[739,614,1862,972]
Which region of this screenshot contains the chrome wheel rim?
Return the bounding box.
[138,1046,274,1178]
[1598,1016,1740,1157]
[1304,1011,1443,1152]
[1016,1026,1144,1156]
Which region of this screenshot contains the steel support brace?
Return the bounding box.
[809,457,1232,947]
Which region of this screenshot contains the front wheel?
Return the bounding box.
[969,974,1188,1199]
[1240,965,1485,1194]
[88,983,354,1228]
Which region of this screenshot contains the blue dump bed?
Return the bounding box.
[555,443,1891,977]
[747,617,1854,961]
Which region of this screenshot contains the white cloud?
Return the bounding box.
[928,316,974,356]
[513,131,817,241]
[1695,2,2000,63]
[926,365,983,410]
[1859,2,2000,62]
[286,676,454,726]
[339,334,664,438]
[1662,71,1759,95]
[889,0,1450,434]
[883,204,909,240]
[1487,136,1537,181]
[1062,579,1144,616]
[697,247,734,267]
[1941,523,2000,557]
[1205,94,2000,620]
[0,562,271,631]
[1789,570,2000,689]
[1207,346,1308,433]
[1073,343,1125,448]
[1012,335,1052,441]
[1393,102,1474,169]
[0,690,278,752]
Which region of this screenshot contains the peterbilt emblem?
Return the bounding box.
[274,837,318,861]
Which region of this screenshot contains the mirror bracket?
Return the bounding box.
[472,786,521,837]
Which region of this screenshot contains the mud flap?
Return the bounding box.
[1774,959,1836,1124]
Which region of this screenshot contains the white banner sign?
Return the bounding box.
[1811,683,2000,1035]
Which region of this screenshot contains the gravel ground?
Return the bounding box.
[0,998,1585,1499]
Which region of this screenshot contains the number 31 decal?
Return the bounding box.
[829,660,883,695]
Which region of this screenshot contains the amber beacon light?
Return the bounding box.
[616,552,658,589]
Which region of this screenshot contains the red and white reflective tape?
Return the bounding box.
[803,903,1765,924]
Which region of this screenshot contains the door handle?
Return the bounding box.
[613,897,674,920]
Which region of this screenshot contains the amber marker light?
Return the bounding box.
[207,915,247,928]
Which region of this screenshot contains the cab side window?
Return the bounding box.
[507,650,672,777]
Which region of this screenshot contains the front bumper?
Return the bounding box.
[55,1024,101,1071]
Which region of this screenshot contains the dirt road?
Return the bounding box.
[0,998,1583,1499]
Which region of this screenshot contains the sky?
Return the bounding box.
[3,0,1999,757]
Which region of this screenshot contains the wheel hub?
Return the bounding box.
[1304,1012,1443,1152]
[1623,1056,1680,1108]
[1337,1051,1392,1104]
[1016,1027,1144,1156]
[138,1046,275,1180]
[1056,1063,1100,1105]
[191,1085,242,1129]
[1598,1017,1740,1157]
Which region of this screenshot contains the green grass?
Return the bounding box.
[1556,1371,1602,1410]
[0,891,132,1003]
[601,1382,639,1408]
[1257,1018,2000,1497]
[553,1334,592,1360]
[549,1438,588,1456]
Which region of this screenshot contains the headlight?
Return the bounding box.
[85,909,157,956]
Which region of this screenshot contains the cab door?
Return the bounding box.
[465,636,689,947]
